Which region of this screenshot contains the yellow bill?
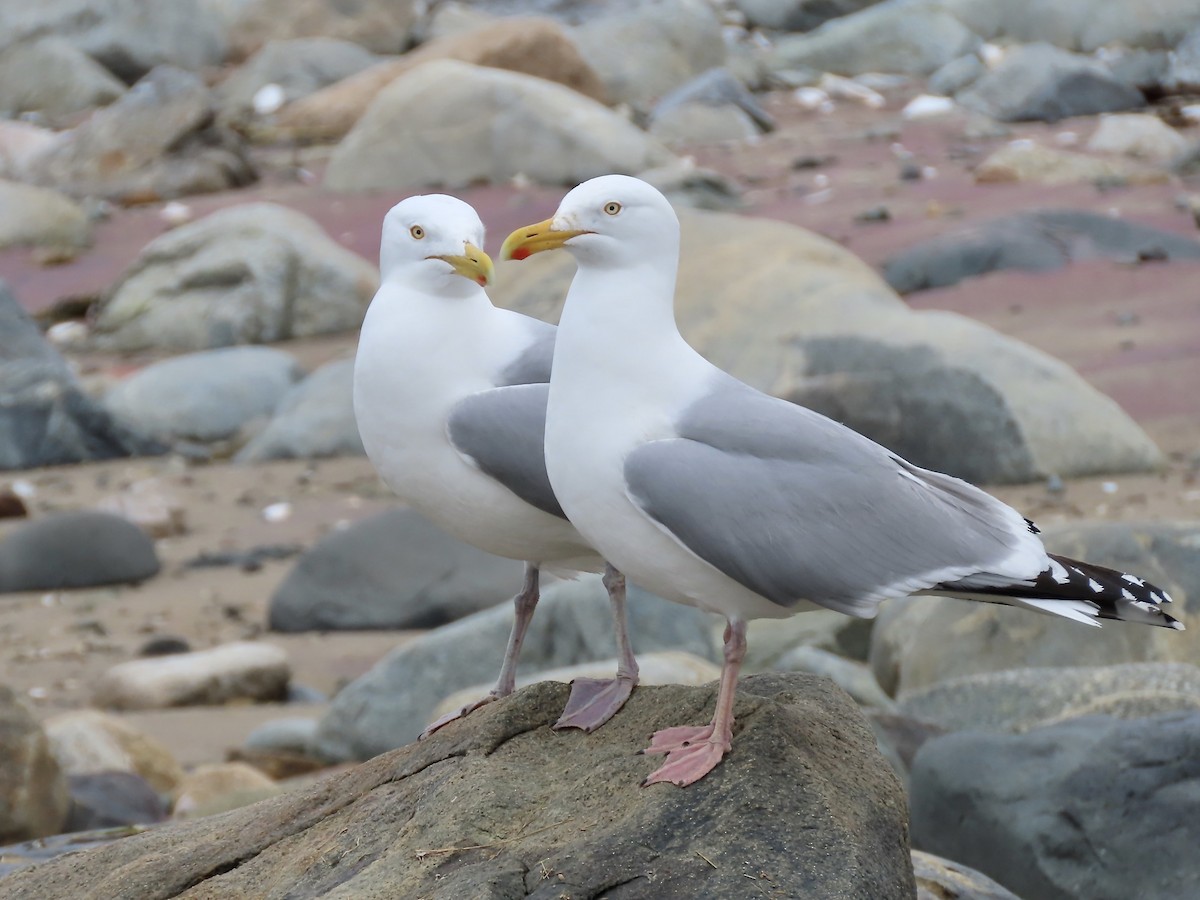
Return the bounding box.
[500,218,588,261]
[430,243,494,287]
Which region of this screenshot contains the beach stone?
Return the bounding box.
[104,347,302,445]
[173,762,279,819]
[63,772,168,832]
[883,208,1200,294]
[973,140,1168,185]
[0,282,158,470]
[216,37,380,128]
[42,709,183,794]
[0,512,159,593]
[766,5,979,77]
[0,37,125,117]
[637,161,745,211]
[314,573,718,760]
[649,102,760,145]
[870,521,1200,697]
[0,685,70,842]
[91,203,378,353]
[325,59,674,190]
[1086,112,1190,162]
[0,0,228,82]
[776,644,895,710]
[651,67,774,133]
[272,17,607,144]
[235,358,364,462]
[268,507,524,632]
[898,663,1200,734]
[0,120,61,180]
[225,0,421,57]
[0,179,91,250]
[95,478,187,539]
[928,52,985,96]
[570,0,726,112]
[93,641,290,711]
[910,711,1200,900]
[26,66,255,204]
[433,650,721,721]
[734,0,887,32]
[866,711,948,792]
[743,610,874,669]
[1164,26,1200,93]
[912,850,1022,900]
[242,718,320,757]
[957,43,1145,122]
[0,675,917,899]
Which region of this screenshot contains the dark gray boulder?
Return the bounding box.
[0,512,160,593]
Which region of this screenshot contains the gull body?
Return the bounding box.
[502,175,1181,786]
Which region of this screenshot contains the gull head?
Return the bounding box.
[380,194,494,291]
[501,175,679,268]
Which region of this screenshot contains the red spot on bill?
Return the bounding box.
[510,247,531,261]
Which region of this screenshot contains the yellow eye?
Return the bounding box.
[410,225,425,239]
[603,201,621,216]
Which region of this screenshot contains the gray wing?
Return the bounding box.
[624,377,1038,617]
[447,383,566,520]
[495,321,556,386]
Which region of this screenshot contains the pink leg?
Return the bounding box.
[420,563,540,739]
[642,617,746,787]
[555,565,640,732]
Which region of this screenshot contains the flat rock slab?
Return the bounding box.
[0,675,916,899]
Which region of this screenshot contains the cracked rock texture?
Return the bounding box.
[0,675,916,898]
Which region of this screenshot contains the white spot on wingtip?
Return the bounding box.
[1121,573,1146,586]
[1087,578,1104,593]
[1048,559,1071,585]
[1121,588,1136,601]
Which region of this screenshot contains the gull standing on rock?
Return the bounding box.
[353,194,639,736]
[501,174,1182,787]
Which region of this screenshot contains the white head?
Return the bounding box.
[379,194,494,294]
[500,175,680,270]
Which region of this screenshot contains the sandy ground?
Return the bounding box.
[1,89,1199,769]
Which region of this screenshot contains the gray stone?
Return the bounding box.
[743,610,874,669]
[1164,26,1200,92]
[91,203,378,352]
[325,59,675,190]
[928,52,985,96]
[0,37,124,117]
[0,511,160,593]
[314,573,719,760]
[910,711,1200,900]
[870,521,1200,696]
[649,102,760,145]
[883,209,1200,294]
[1106,48,1171,92]
[0,0,228,82]
[766,5,979,77]
[242,718,319,756]
[267,507,525,633]
[235,358,364,462]
[63,772,167,832]
[1087,112,1190,162]
[637,161,745,211]
[776,644,896,709]
[0,685,69,842]
[957,43,1145,123]
[913,850,1022,900]
[27,66,255,204]
[735,0,888,32]
[0,675,917,899]
[651,67,775,133]
[570,0,727,112]
[225,0,421,58]
[0,281,158,470]
[216,37,380,127]
[0,179,91,249]
[104,347,302,445]
[866,711,947,792]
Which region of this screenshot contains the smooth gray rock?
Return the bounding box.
[911,711,1200,900]
[957,43,1145,122]
[313,574,719,760]
[649,102,760,144]
[651,66,774,132]
[91,203,378,352]
[105,347,302,445]
[928,52,985,96]
[883,208,1200,294]
[242,718,319,756]
[870,521,1200,696]
[224,0,422,58]
[637,162,745,211]
[0,179,91,250]
[0,512,160,592]
[735,0,888,32]
[26,66,254,204]
[235,359,363,462]
[63,772,167,832]
[325,59,675,190]
[777,644,896,709]
[0,37,125,117]
[0,685,69,843]
[913,850,1023,900]
[0,282,158,470]
[268,507,524,633]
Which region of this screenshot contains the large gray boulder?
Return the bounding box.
[324,59,675,190]
[911,711,1200,900]
[0,37,125,117]
[0,676,917,898]
[492,207,1162,485]
[224,0,423,58]
[90,203,378,352]
[267,507,525,632]
[235,359,364,462]
[0,511,160,593]
[735,0,888,32]
[870,521,1200,696]
[26,66,255,204]
[0,686,69,843]
[0,180,91,250]
[0,281,158,470]
[314,574,719,760]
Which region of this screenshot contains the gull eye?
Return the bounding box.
[603,201,621,216]
[410,225,425,240]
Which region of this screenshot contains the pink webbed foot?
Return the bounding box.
[553,675,636,732]
[641,724,730,787]
[418,693,500,740]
